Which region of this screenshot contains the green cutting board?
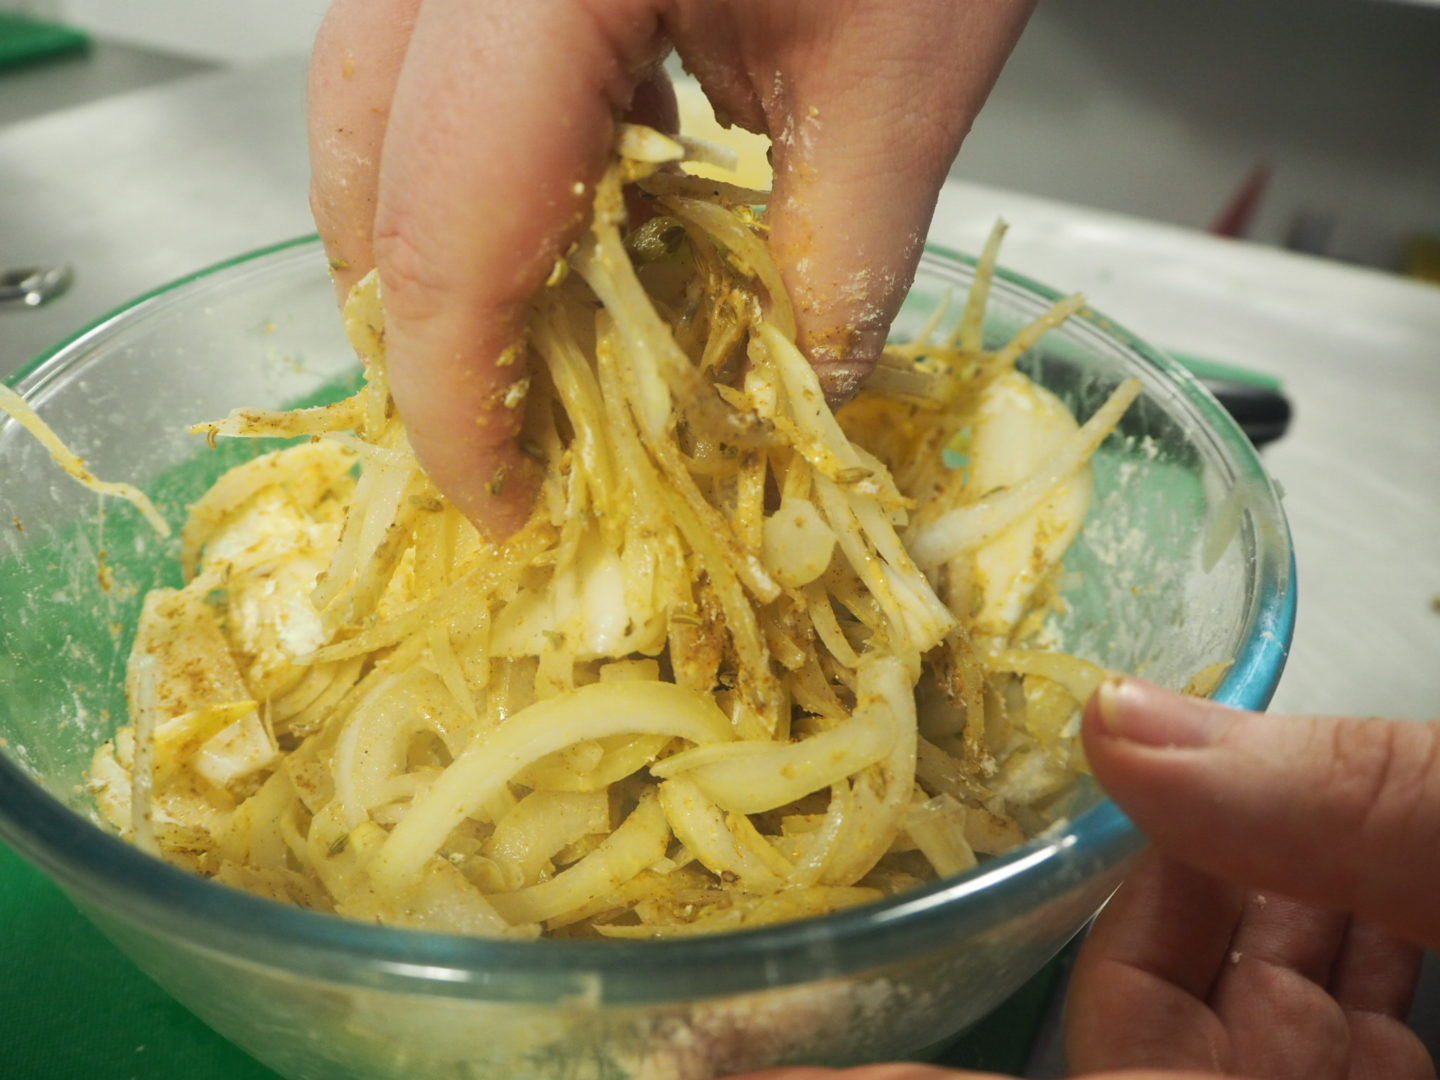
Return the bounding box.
[0,839,277,1079]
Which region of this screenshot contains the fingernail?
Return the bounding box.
[1096,676,1219,749]
[806,333,885,408]
[811,356,873,409]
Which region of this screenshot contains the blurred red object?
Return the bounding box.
[1209,162,1272,238]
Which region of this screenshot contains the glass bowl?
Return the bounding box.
[0,237,1293,1080]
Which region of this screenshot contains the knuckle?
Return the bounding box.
[371,220,451,325]
[1332,715,1440,862]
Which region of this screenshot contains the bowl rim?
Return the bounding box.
[0,235,1295,1002]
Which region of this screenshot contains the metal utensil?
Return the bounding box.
[0,264,72,308]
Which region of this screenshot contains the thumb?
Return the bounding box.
[364,0,667,536]
[1083,677,1440,952]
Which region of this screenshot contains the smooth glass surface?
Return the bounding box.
[0,238,1293,1080]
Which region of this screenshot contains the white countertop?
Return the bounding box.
[3,56,1437,724]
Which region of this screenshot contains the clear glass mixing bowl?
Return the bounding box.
[0,237,1293,1080]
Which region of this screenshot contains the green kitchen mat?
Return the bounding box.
[0,838,277,1080]
[0,13,89,73]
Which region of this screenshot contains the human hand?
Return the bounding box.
[1067,678,1440,1078]
[728,682,1440,1080]
[308,0,1034,535]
